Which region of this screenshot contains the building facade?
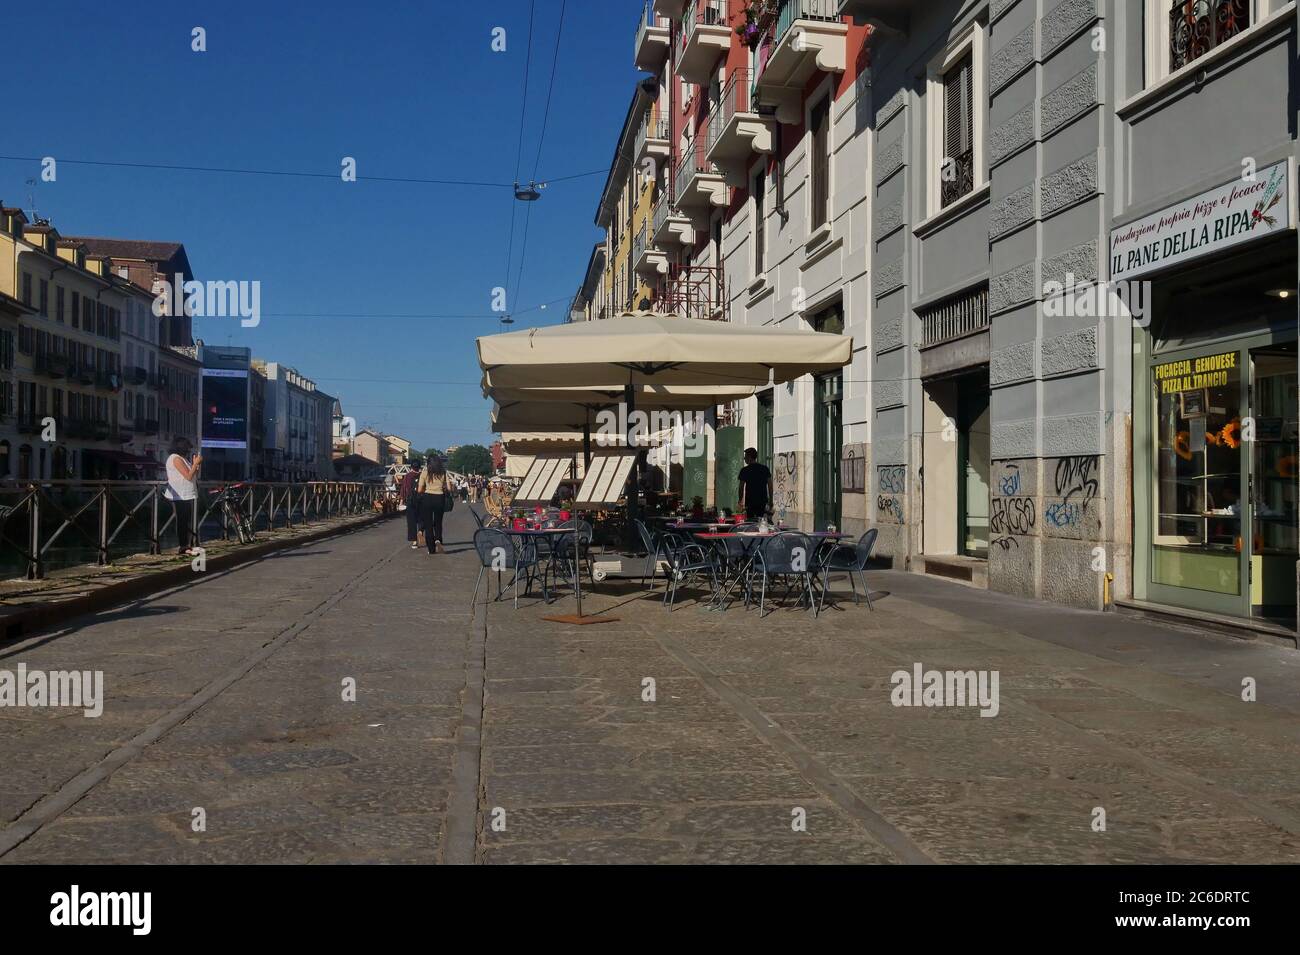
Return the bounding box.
[575,0,1298,626]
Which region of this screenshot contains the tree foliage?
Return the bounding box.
[449,444,493,476]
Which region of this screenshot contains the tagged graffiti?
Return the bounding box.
[997,463,1021,496]
[775,452,798,521]
[1044,501,1083,528]
[876,494,904,523]
[1055,455,1100,507]
[877,465,906,495]
[990,497,1036,536]
[991,536,1019,551]
[842,447,865,493]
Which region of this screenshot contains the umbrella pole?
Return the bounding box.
[542,409,617,626]
[625,383,640,552]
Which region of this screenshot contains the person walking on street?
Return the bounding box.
[400,465,421,549]
[164,438,202,556]
[419,458,450,554]
[738,447,773,523]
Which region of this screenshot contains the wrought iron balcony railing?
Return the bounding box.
[634,105,671,159]
[940,148,976,209]
[707,68,759,155]
[1169,0,1251,72]
[920,287,989,348]
[682,0,727,48]
[673,132,717,200]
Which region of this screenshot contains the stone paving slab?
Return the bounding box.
[1,506,1298,863]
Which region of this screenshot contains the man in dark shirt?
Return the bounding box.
[737,447,773,522]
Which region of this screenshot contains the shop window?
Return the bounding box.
[1151,349,1244,595]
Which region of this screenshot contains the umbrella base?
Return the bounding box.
[541,614,620,626]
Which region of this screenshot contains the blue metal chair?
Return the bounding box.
[471,528,542,609]
[748,531,822,618]
[818,528,878,612]
[635,519,670,587]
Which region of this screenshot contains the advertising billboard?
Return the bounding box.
[201,368,249,449]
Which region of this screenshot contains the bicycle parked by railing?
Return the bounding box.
[208,482,256,544]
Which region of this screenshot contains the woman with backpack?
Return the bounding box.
[418,457,451,554]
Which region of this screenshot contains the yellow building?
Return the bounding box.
[595,80,662,319]
[0,207,138,479]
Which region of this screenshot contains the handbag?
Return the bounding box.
[443,481,455,513]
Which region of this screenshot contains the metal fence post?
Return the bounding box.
[28,488,42,580]
[98,487,109,566]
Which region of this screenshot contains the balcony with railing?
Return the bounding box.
[657,266,728,321]
[1169,0,1252,72]
[673,132,728,210]
[95,368,122,391]
[752,0,848,123]
[706,68,775,180]
[634,104,671,168]
[635,1,672,71]
[633,219,669,277]
[676,0,731,85]
[124,365,148,386]
[653,0,687,17]
[651,194,696,249]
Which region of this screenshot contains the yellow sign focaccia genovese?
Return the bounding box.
[1153,351,1237,396]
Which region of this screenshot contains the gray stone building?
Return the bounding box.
[837,0,1296,626]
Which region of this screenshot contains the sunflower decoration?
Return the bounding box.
[1174,430,1193,461]
[1204,429,1220,447]
[1277,455,1297,478]
[1220,418,1241,449]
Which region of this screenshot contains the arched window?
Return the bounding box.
[0,440,9,478]
[52,446,67,479]
[18,444,32,480]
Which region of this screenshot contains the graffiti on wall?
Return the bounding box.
[1054,455,1100,507]
[997,462,1022,496]
[875,465,906,524]
[990,496,1036,536]
[774,452,798,520]
[1044,501,1083,528]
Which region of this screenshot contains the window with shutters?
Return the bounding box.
[941,53,974,208]
[925,20,987,219]
[809,95,831,232]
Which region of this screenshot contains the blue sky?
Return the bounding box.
[3,0,640,452]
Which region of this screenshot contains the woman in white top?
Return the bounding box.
[164,438,202,555]
[418,458,450,554]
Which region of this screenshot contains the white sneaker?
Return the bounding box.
[410,542,418,549]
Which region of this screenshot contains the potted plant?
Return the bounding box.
[734,1,776,49]
[691,495,705,521]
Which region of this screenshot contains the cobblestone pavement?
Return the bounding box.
[1,508,1298,864]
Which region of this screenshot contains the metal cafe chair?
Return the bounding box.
[817,528,878,612]
[471,527,543,609]
[748,531,823,618]
[660,535,719,611]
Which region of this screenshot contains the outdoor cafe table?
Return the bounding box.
[504,527,574,602]
[693,530,850,610]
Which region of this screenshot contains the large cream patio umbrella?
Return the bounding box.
[476,312,852,625]
[477,311,851,390]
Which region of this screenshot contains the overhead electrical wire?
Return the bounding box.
[510,0,566,318]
